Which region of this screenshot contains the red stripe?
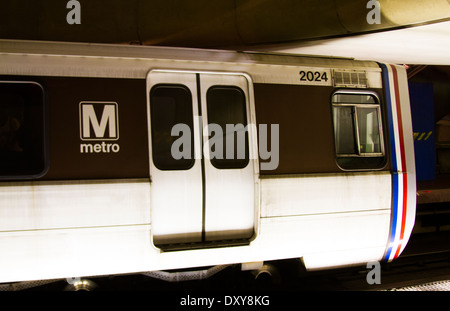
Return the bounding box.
[391,65,408,259]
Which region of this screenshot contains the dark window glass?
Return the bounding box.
[333,106,357,155]
[332,92,385,170]
[150,84,194,170]
[206,86,249,169]
[0,82,47,178]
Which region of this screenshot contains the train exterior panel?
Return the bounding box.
[0,40,415,283]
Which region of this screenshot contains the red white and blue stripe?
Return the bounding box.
[381,63,415,262]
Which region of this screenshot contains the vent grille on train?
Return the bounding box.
[333,70,368,88]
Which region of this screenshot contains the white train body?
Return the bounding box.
[0,40,415,283]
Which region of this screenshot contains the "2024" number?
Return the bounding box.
[299,70,329,83]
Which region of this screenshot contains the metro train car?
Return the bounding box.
[0,39,415,285]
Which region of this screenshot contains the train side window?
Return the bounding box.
[206,86,249,169]
[0,81,48,179]
[150,84,195,170]
[332,92,385,170]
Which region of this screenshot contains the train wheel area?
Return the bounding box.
[4,229,448,292]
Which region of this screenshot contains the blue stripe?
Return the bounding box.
[381,64,399,261]
[381,64,398,172]
[384,246,393,262]
[385,173,399,260]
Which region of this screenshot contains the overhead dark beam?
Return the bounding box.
[0,0,449,48]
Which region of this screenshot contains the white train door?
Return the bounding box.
[147,70,258,250]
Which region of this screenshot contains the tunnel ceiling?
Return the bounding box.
[0,0,449,48]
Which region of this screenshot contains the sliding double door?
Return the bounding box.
[147,70,257,249]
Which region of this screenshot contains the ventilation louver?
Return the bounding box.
[333,70,368,88]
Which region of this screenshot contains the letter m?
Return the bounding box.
[80,102,119,141]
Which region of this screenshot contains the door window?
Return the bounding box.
[206,86,249,169]
[150,84,194,170]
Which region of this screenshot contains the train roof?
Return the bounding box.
[0,39,382,80]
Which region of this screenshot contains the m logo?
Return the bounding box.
[80,102,119,141]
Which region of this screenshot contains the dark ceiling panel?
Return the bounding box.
[0,0,449,48]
